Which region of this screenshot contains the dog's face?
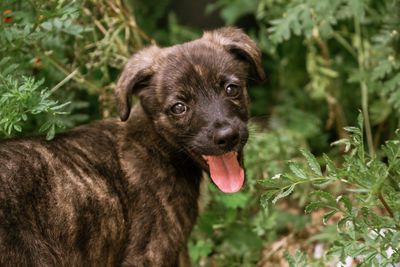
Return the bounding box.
[116,27,264,193]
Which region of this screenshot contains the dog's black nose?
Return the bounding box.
[214,126,240,150]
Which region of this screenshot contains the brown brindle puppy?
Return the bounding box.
[0,27,264,267]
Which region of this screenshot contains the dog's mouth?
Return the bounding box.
[188,150,244,193]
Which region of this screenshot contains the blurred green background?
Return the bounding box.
[1,0,399,266]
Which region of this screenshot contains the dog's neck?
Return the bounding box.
[119,104,202,179]
[123,105,181,158]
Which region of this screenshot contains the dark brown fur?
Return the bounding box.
[0,27,264,267]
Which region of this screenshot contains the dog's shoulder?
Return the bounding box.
[0,120,123,179]
[57,119,121,142]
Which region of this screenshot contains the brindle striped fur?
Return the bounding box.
[0,113,200,266]
[0,27,264,266]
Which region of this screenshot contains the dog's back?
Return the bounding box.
[0,121,128,266]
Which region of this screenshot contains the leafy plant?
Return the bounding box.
[261,115,400,265]
[0,72,69,139]
[0,0,150,138]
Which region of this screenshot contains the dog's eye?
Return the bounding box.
[225,84,240,97]
[171,103,188,115]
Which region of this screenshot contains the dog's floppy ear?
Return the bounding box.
[203,27,265,81]
[115,45,159,121]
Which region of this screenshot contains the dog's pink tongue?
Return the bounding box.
[204,152,244,193]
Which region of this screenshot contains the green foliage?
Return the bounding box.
[284,250,309,267]
[0,72,69,139]
[206,0,258,25]
[261,117,400,265]
[0,0,149,138]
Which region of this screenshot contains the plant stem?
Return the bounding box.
[354,16,375,157]
[36,49,98,93]
[332,32,357,59]
[312,28,349,140]
[378,192,395,219]
[49,69,79,94]
[377,193,400,232]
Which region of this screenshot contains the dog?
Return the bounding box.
[0,27,264,266]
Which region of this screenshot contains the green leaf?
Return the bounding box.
[371,59,398,81]
[13,124,22,132]
[305,201,325,213]
[383,140,400,165]
[343,126,361,135]
[288,161,308,179]
[300,148,322,176]
[349,0,365,18]
[312,190,336,206]
[323,153,338,176]
[260,191,276,209]
[357,112,364,131]
[284,251,296,267]
[3,64,19,76]
[284,250,307,267]
[370,99,391,125]
[272,184,295,204]
[260,178,287,189]
[363,251,378,263]
[50,101,71,110]
[337,195,352,213]
[331,138,351,152]
[39,120,52,133]
[323,210,336,224]
[46,124,56,140]
[188,239,213,263]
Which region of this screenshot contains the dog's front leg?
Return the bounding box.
[121,247,184,267]
[178,246,191,267]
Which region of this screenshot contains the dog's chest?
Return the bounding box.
[120,155,201,265]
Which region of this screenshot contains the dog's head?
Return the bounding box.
[116,27,264,193]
